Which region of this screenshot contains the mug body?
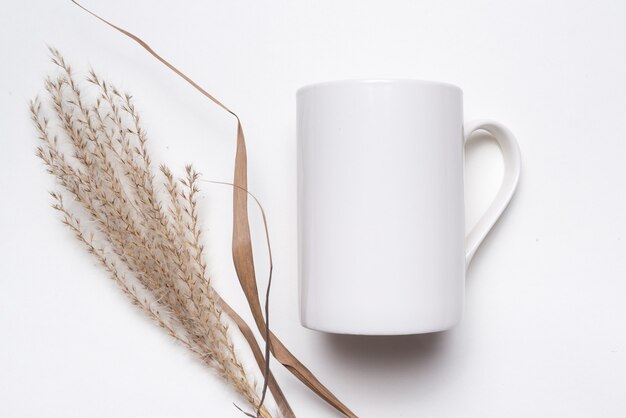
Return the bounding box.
[297,79,465,335]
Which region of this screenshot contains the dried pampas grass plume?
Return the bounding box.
[32,47,274,418]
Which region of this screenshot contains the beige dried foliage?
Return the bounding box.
[32,48,273,418]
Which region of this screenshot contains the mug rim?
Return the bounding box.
[296,78,462,96]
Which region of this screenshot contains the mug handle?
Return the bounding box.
[464,119,521,269]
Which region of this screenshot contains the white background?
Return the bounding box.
[1,0,625,417]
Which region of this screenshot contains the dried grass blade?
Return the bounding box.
[69,1,357,416]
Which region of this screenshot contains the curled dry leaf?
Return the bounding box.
[43,3,357,417]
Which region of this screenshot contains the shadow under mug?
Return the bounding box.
[296,79,521,335]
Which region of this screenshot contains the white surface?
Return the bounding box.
[297,80,468,335]
[1,0,625,417]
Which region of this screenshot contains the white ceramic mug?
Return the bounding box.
[296,79,521,335]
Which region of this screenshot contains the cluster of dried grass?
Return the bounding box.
[32,48,273,417]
